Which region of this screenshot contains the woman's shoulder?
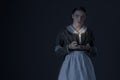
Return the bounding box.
[56,26,68,38]
[86,27,94,35]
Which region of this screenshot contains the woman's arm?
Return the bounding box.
[54,32,70,57]
[87,30,97,57]
[73,44,91,51]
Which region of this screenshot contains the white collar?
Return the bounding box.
[66,24,87,35]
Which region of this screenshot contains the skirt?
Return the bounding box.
[58,51,96,80]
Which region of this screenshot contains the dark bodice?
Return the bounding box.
[62,27,94,46]
[54,27,97,59]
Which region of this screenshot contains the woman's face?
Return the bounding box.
[72,10,86,26]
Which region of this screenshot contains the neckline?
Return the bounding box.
[66,24,87,35]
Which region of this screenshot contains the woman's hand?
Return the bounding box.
[68,41,91,51]
[73,43,91,50]
[68,41,80,49]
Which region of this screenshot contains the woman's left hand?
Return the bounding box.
[76,43,91,50]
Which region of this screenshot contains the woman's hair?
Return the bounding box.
[72,6,86,15]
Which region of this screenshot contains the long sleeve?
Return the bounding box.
[88,30,98,57]
[85,30,98,66]
[54,31,70,57]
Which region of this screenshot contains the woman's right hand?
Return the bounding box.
[68,41,80,49]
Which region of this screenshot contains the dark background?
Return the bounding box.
[2,0,120,80]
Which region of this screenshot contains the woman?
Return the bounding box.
[54,6,97,80]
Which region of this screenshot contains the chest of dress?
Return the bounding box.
[63,30,91,45]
